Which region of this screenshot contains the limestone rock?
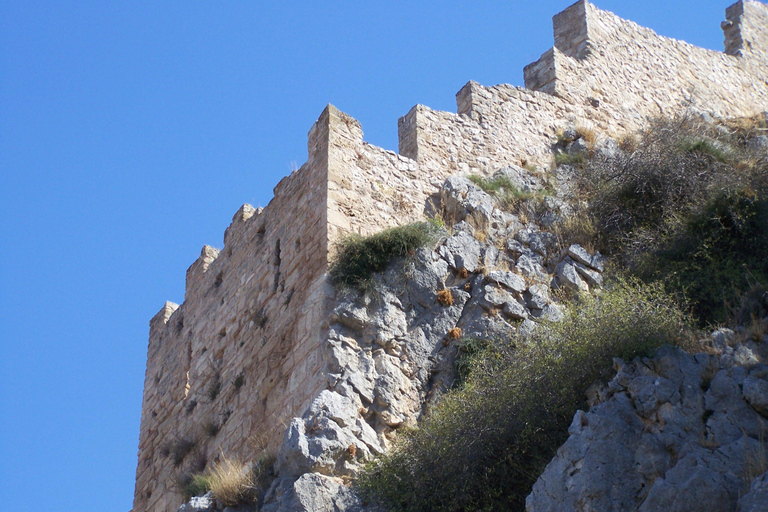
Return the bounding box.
[556,258,588,291]
[743,367,768,417]
[263,474,362,512]
[566,244,605,272]
[444,231,484,272]
[177,493,214,512]
[738,470,768,512]
[526,347,768,512]
[487,270,527,293]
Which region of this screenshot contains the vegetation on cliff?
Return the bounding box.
[329,221,441,290]
[567,115,768,325]
[358,114,768,511]
[358,278,694,511]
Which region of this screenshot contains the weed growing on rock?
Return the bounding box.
[179,473,211,500]
[468,174,534,211]
[358,278,694,512]
[436,289,454,306]
[554,152,586,166]
[330,222,440,290]
[207,455,256,507]
[569,115,768,325]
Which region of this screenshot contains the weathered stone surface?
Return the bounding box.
[177,493,214,512]
[738,470,768,512]
[262,474,362,512]
[515,229,558,258]
[743,366,768,417]
[444,231,485,272]
[503,299,529,320]
[556,258,588,291]
[486,270,527,293]
[526,347,768,512]
[567,244,605,272]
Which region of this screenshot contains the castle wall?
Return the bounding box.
[134,2,768,511]
[400,1,768,177]
[523,0,768,126]
[133,109,338,512]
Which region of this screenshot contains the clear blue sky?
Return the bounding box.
[0,1,738,510]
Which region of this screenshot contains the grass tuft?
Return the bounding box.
[208,455,256,507]
[329,222,440,290]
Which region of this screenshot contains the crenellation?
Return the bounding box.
[553,0,591,59]
[133,2,768,510]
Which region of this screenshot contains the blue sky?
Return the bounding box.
[0,1,739,510]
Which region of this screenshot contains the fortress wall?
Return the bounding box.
[134,109,339,512]
[324,105,446,242]
[397,84,579,177]
[134,3,768,511]
[401,1,768,179]
[525,0,768,124]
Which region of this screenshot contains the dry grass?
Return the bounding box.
[552,213,599,253]
[744,430,768,486]
[208,454,256,507]
[437,289,454,306]
[576,125,597,147]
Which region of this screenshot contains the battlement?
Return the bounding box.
[133,3,768,511]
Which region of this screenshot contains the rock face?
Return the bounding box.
[254,173,598,511]
[526,339,768,512]
[172,171,601,512]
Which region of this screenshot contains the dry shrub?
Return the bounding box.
[447,327,462,339]
[552,212,600,253]
[576,125,597,147]
[573,115,768,325]
[208,455,256,507]
[437,289,454,306]
[457,267,469,279]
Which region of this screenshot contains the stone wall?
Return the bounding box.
[134,107,337,512]
[133,2,768,511]
[400,0,768,176]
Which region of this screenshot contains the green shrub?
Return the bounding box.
[554,152,586,166]
[358,278,694,512]
[468,174,537,211]
[182,473,211,500]
[637,186,768,324]
[570,115,768,325]
[679,138,731,163]
[329,222,439,290]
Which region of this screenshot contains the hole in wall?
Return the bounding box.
[274,239,282,292]
[214,272,224,288]
[218,327,226,338]
[253,307,268,329]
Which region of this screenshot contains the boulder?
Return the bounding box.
[556,259,588,291]
[566,244,605,272]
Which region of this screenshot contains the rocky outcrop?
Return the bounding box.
[257,172,600,511]
[526,332,768,512]
[175,170,604,512]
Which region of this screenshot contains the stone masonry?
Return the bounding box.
[132,2,768,511]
